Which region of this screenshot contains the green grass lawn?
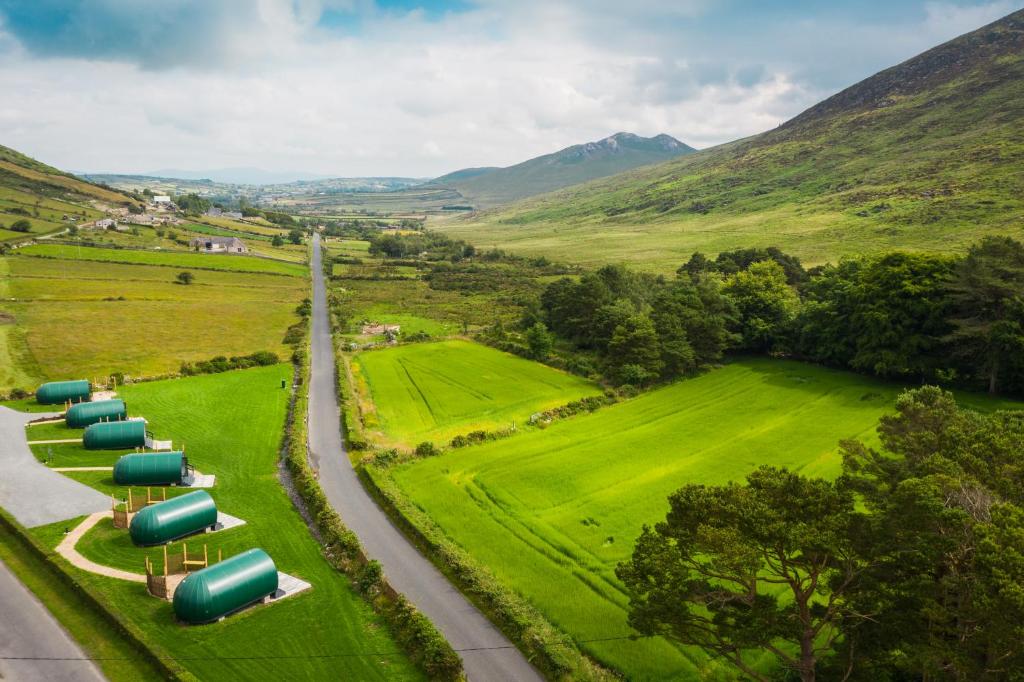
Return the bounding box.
[27,365,422,681]
[334,277,523,341]
[324,238,371,257]
[352,340,602,447]
[1,255,307,389]
[17,243,307,277]
[351,310,461,340]
[384,357,1024,680]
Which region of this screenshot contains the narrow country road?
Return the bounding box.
[307,234,543,682]
[0,558,106,682]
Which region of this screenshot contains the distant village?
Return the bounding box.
[86,195,250,254]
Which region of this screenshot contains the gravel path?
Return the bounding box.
[0,407,109,528]
[307,234,543,682]
[0,558,106,681]
[54,512,145,583]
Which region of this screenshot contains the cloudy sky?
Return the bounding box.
[0,0,1018,179]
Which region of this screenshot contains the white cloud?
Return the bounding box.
[0,1,1015,177]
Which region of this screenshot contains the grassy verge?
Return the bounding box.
[281,318,464,680]
[0,509,187,681]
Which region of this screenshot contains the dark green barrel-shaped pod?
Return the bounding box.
[173,549,278,624]
[113,452,188,485]
[36,380,90,405]
[129,490,217,546]
[83,420,146,450]
[66,399,127,428]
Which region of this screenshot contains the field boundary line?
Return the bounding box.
[17,251,304,279]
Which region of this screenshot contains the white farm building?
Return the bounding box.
[190,236,248,254]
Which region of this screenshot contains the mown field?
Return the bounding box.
[16,243,307,277]
[0,253,306,389]
[352,340,601,446]
[381,357,1024,680]
[26,365,422,681]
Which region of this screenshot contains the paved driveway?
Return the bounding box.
[0,407,109,527]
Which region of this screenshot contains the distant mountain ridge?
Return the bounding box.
[141,167,331,185]
[432,132,695,207]
[441,9,1024,270]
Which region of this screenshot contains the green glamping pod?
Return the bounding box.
[83,420,146,450]
[36,380,90,405]
[129,490,217,546]
[173,549,279,624]
[65,399,127,428]
[113,452,190,486]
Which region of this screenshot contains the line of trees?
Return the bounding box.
[618,386,1024,681]
[533,237,1024,395]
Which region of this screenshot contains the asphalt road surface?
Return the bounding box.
[0,559,106,681]
[307,234,543,682]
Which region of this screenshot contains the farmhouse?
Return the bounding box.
[94,217,117,229]
[152,195,172,205]
[124,213,154,225]
[190,236,249,254]
[205,207,223,217]
[361,323,401,335]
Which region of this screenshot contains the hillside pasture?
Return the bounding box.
[334,277,517,339]
[384,358,1023,679]
[17,243,307,277]
[25,365,421,681]
[0,160,129,205]
[0,212,64,238]
[352,340,601,446]
[0,255,306,387]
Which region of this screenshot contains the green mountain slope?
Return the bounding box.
[438,9,1024,271]
[0,144,134,244]
[433,132,695,207]
[0,144,132,207]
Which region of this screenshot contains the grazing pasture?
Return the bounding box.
[17,243,307,277]
[352,340,601,446]
[0,255,306,388]
[27,366,421,681]
[384,358,1023,679]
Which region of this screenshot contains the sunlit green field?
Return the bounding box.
[383,358,1023,679]
[352,340,601,446]
[17,243,307,277]
[0,255,306,389]
[27,365,421,681]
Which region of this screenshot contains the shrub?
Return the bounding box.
[415,441,440,458]
[180,351,279,376]
[10,218,31,233]
[406,330,432,343]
